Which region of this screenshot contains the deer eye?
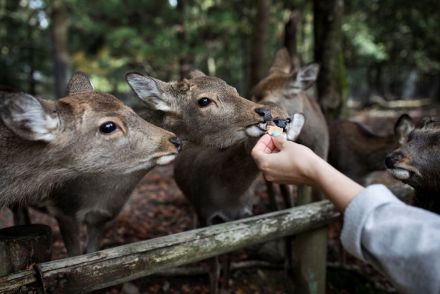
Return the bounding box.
[197,97,212,107]
[99,121,118,134]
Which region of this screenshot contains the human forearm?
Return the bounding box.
[311,157,364,211]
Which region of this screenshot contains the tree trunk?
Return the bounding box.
[176,0,191,80]
[313,0,346,119]
[27,18,36,96]
[284,9,301,70]
[249,0,270,92]
[51,0,70,98]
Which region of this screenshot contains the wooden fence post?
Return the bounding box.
[293,185,328,294]
[0,224,52,292]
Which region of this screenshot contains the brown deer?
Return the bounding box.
[329,114,414,184]
[126,70,305,225]
[0,72,180,209]
[385,117,440,213]
[251,48,328,161]
[128,70,304,294]
[251,48,329,206]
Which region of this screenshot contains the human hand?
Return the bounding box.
[251,134,321,187]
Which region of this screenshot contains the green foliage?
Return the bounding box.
[0,0,438,101]
[343,0,440,72]
[342,17,387,63]
[0,0,51,93]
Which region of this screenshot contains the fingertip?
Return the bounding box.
[271,131,281,137]
[272,133,287,149]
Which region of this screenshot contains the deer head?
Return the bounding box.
[251,48,319,109]
[385,115,435,189]
[126,70,277,148]
[0,72,180,206]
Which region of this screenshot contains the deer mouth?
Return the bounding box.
[387,164,421,181]
[245,121,268,137]
[155,154,177,166]
[387,167,411,180]
[284,113,305,141]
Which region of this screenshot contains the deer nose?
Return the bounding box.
[273,118,288,129]
[255,107,272,122]
[385,152,402,169]
[169,137,183,152]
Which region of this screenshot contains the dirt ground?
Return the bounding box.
[0,163,397,294]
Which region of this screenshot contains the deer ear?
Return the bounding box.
[125,72,172,112]
[285,113,305,141]
[66,72,94,95]
[0,93,59,142]
[395,114,415,144]
[188,70,206,79]
[269,48,292,74]
[289,64,319,91]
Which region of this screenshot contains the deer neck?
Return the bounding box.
[414,187,440,214]
[217,136,260,178]
[0,125,75,206]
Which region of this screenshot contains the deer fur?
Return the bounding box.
[0,72,179,209]
[329,114,414,184]
[7,72,180,256]
[386,116,440,213]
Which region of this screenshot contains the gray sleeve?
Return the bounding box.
[341,184,440,294]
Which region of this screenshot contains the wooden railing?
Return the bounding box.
[0,200,340,293]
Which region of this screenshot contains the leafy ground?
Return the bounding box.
[0,163,397,293]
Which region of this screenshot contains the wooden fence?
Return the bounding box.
[0,200,340,293]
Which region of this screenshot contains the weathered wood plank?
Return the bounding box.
[0,270,37,293]
[1,201,339,293]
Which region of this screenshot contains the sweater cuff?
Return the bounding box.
[340,184,400,261]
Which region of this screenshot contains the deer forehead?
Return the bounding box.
[254,75,288,97]
[189,77,239,98]
[58,93,139,129]
[410,129,440,144]
[267,104,288,118]
[60,93,126,114]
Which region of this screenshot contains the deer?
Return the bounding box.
[385,116,440,213]
[5,72,181,256]
[0,72,180,210]
[252,48,328,164]
[328,114,414,184]
[126,69,305,294]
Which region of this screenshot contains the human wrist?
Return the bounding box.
[313,159,364,211]
[303,149,325,187]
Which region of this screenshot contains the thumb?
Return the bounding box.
[272,133,287,151]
